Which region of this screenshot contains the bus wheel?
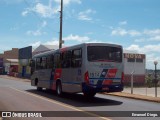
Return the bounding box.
[56,81,62,96]
[37,87,42,91]
[83,92,96,98]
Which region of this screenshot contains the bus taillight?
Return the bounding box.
[84,71,89,84]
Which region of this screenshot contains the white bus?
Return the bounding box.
[30,43,124,97]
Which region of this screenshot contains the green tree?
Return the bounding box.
[145,74,153,88]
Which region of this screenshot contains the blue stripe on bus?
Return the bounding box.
[89,78,121,80]
[62,82,81,85]
[38,80,81,85]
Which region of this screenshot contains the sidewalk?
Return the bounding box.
[1,75,160,103]
[106,87,160,103]
[106,92,160,103]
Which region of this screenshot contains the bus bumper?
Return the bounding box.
[82,83,124,93]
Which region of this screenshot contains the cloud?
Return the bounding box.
[125,44,160,54]
[111,28,127,36]
[111,28,141,37]
[29,34,103,49]
[111,28,160,42]
[133,29,160,42]
[78,9,96,21]
[149,36,160,41]
[22,1,59,18]
[125,44,140,53]
[45,40,59,45]
[26,30,45,36]
[119,21,127,25]
[26,21,47,36]
[54,0,81,5]
[129,30,141,37]
[41,21,47,27]
[143,29,160,42]
[22,0,81,18]
[32,3,57,18]
[125,44,160,69]
[63,34,90,42]
[30,39,59,48]
[30,41,41,48]
[134,38,146,43]
[21,10,29,16]
[144,29,160,36]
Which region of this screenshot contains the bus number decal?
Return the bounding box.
[89,72,100,78]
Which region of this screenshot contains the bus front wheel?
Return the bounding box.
[83,92,96,98]
[56,81,63,96]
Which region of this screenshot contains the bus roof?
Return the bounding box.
[32,42,122,58]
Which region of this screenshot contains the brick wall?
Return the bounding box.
[124,74,145,86]
[3,48,19,62]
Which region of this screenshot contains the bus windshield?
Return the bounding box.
[87,46,122,62]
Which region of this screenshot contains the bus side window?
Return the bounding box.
[47,55,54,69]
[36,58,41,70]
[54,53,61,68]
[71,49,82,68]
[30,59,35,74]
[42,57,47,69]
[61,51,71,68]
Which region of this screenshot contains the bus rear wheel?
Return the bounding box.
[83,92,96,98]
[37,87,42,91]
[56,81,63,96]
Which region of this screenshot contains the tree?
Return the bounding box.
[145,74,153,88]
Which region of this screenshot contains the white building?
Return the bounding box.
[123,52,146,86]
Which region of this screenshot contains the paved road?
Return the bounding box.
[0,77,160,120]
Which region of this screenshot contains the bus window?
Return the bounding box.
[36,58,41,70]
[47,55,54,69]
[30,59,35,68]
[71,49,82,68]
[54,53,61,68]
[87,46,122,62]
[41,57,47,69]
[61,51,71,68]
[30,59,35,74]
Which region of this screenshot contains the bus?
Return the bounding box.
[30,43,124,97]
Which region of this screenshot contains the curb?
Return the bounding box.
[0,75,30,82]
[105,92,160,103]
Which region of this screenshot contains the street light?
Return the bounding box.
[154,61,158,97]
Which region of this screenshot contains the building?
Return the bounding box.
[18,46,32,78]
[0,58,4,74]
[32,45,59,56]
[0,48,19,75]
[123,52,146,86]
[18,45,59,78]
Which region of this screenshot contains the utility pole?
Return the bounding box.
[59,0,63,49]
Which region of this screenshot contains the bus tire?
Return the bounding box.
[83,92,96,98]
[56,81,63,96]
[37,87,42,91]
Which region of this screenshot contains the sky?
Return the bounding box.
[0,0,160,69]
